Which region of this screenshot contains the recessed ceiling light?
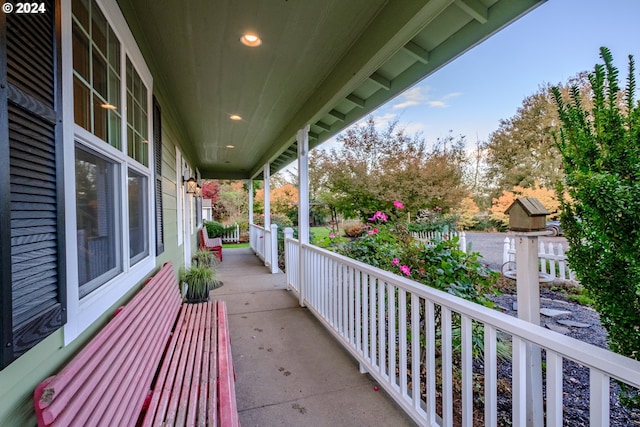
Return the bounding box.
[240,33,262,47]
[230,114,242,121]
[226,145,235,149]
[100,103,117,110]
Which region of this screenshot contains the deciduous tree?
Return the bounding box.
[312,118,468,220]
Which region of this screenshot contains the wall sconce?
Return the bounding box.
[195,185,202,198]
[185,177,197,194]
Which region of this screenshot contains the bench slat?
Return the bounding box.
[217,301,239,427]
[201,301,217,427]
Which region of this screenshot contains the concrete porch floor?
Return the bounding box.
[211,247,416,427]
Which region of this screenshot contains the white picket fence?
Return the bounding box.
[503,237,576,282]
[221,223,240,243]
[412,230,467,253]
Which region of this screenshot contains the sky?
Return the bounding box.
[315,0,640,152]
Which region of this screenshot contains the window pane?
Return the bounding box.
[108,28,120,71]
[72,0,89,32]
[91,0,107,55]
[93,52,107,99]
[127,126,134,158]
[109,111,121,149]
[128,169,148,263]
[72,22,90,81]
[73,76,91,131]
[76,145,121,297]
[93,96,107,140]
[108,68,120,110]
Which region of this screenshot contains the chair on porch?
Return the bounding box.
[200,227,223,261]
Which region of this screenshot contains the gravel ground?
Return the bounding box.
[489,286,640,426]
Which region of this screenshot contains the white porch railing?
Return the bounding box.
[503,237,576,282]
[250,223,279,274]
[283,233,640,426]
[221,223,240,243]
[412,230,467,253]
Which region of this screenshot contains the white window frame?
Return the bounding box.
[62,0,155,345]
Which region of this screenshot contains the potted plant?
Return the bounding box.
[193,249,218,268]
[180,263,219,303]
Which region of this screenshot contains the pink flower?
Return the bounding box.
[368,211,388,222]
[393,200,404,209]
[399,265,411,276]
[329,233,335,239]
[392,258,400,265]
[435,206,442,211]
[368,228,379,235]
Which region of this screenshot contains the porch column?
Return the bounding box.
[263,164,271,229]
[263,164,272,269]
[297,125,310,307]
[248,179,254,251]
[248,179,254,225]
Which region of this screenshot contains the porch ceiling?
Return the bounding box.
[116,0,545,179]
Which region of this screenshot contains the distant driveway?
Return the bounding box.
[464,231,568,271]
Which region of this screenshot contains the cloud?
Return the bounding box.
[427,100,446,108]
[392,87,428,109]
[392,86,462,109]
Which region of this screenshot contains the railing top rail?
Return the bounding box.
[295,240,640,387]
[250,223,266,232]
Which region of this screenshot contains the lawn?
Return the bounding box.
[311,226,349,247]
[222,242,250,248]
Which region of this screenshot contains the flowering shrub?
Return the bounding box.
[337,202,496,306]
[336,201,501,363]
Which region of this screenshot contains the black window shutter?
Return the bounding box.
[153,97,164,254]
[0,0,65,369]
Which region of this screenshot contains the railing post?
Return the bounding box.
[503,237,510,266]
[284,227,293,289]
[270,224,278,274]
[459,231,467,253]
[514,234,544,427]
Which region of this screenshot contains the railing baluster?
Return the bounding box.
[590,369,610,427]
[512,336,527,427]
[399,289,407,397]
[426,300,436,424]
[484,325,497,427]
[442,307,453,427]
[388,283,397,389]
[461,315,472,427]
[379,281,386,379]
[355,270,362,353]
[546,350,563,427]
[370,277,377,370]
[411,294,420,410]
[342,264,348,337]
[348,267,354,345]
[362,273,369,361]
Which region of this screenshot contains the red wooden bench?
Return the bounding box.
[33,262,239,427]
[200,228,223,261]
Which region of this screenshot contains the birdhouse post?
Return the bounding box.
[505,197,550,427]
